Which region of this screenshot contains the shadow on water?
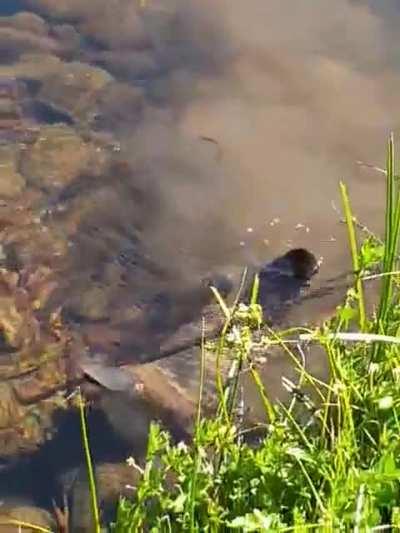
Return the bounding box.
[0,407,128,506]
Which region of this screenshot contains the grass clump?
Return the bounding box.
[107,135,400,532]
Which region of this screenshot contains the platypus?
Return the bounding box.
[78,248,319,393]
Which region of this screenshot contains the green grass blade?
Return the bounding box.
[250,273,260,306]
[187,318,207,531]
[210,286,231,321]
[78,388,101,533]
[339,181,366,330]
[375,134,400,342]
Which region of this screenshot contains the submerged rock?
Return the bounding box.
[86,81,145,133]
[69,286,111,321]
[0,383,23,430]
[20,124,105,192]
[0,12,49,37]
[0,266,69,457]
[0,52,62,80]
[0,503,55,532]
[0,26,57,64]
[37,61,113,124]
[61,461,140,533]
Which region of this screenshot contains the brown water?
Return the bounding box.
[0,0,399,529]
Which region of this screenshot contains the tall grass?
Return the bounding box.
[339,180,366,330]
[78,388,101,533]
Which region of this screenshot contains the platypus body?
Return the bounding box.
[78,248,319,393]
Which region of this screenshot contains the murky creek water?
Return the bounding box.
[0,0,399,529]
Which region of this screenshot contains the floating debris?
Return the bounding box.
[268,217,280,227]
[295,223,310,233]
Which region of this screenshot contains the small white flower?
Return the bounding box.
[378,396,393,410]
[369,363,380,374]
[126,456,144,474]
[177,441,188,453]
[226,325,241,344]
[203,462,214,475]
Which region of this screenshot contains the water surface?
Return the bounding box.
[0,0,399,528]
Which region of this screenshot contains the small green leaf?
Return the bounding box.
[210,286,231,319]
[250,274,260,305]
